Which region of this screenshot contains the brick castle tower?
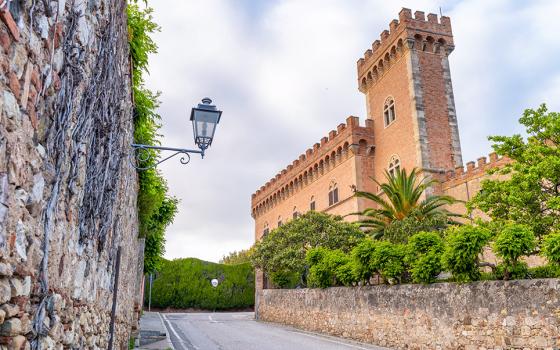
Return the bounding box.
[357,8,462,188]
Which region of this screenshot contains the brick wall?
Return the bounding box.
[258,280,560,349]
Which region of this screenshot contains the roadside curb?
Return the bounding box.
[158,313,175,350]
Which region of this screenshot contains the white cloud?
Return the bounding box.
[145,0,560,262]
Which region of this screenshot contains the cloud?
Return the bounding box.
[145,0,560,262]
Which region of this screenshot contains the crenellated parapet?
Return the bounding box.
[441,152,512,189]
[251,117,374,218]
[357,8,455,93]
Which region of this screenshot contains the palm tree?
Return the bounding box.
[349,168,461,238]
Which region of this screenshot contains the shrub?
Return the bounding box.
[148,258,254,310]
[442,225,491,282]
[494,262,529,280]
[351,239,378,283]
[493,224,535,280]
[528,264,560,279]
[269,270,300,289]
[370,242,406,284]
[405,232,444,284]
[542,232,560,265]
[383,212,449,244]
[307,248,355,288]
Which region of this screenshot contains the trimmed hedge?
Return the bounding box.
[147,258,254,310]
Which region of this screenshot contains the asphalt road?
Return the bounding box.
[161,312,388,350]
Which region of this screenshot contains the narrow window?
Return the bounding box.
[388,155,401,176]
[263,223,269,236]
[383,97,396,127]
[277,216,282,227]
[293,207,299,219]
[310,196,316,211]
[328,183,339,206]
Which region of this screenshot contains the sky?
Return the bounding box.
[144,0,560,263]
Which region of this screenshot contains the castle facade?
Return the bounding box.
[251,9,508,288]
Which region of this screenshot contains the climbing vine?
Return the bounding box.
[127,3,178,273]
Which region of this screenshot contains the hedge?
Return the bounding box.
[146,258,254,310]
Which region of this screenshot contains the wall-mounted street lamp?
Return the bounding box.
[131,98,222,170]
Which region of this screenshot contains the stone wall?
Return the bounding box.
[258,280,560,349]
[0,0,141,348]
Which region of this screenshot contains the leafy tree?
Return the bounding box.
[370,242,407,284]
[383,211,448,244]
[468,104,560,238]
[493,224,535,280]
[350,168,459,239]
[351,239,378,284]
[442,225,491,282]
[220,247,254,265]
[405,231,444,284]
[542,232,560,265]
[128,4,178,272]
[251,211,364,287]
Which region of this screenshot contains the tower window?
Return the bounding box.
[388,155,400,176]
[293,207,299,219]
[328,183,339,206]
[310,196,316,211]
[277,216,282,227]
[263,222,269,236]
[384,97,396,127]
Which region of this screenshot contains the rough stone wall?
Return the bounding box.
[0,0,141,348]
[258,280,560,349]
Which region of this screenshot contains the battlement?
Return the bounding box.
[251,117,374,216]
[357,8,454,93]
[441,152,512,189]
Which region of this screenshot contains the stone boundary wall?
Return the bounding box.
[1,0,142,348]
[257,279,560,349]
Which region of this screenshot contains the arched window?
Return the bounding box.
[310,196,316,211]
[263,222,269,236]
[383,97,396,127]
[277,216,283,227]
[293,206,299,219]
[388,155,400,176]
[328,182,339,206]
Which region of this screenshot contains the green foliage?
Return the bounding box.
[468,104,560,238]
[251,211,365,288]
[442,225,491,282]
[220,247,254,265]
[148,258,254,310]
[383,212,449,244]
[127,3,177,273]
[269,270,300,289]
[350,168,460,239]
[528,264,560,278]
[351,239,407,285]
[493,224,535,280]
[494,262,529,280]
[542,232,560,265]
[306,248,355,288]
[405,232,444,284]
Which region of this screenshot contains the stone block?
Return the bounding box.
[0,310,5,324]
[0,318,21,336]
[0,305,19,318]
[0,279,11,303]
[0,264,12,277]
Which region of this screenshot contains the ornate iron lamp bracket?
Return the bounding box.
[130,144,205,171]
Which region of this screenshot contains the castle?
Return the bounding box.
[250,8,508,282]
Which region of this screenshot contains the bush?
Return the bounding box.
[405,232,444,284]
[493,224,535,280]
[442,225,491,282]
[494,261,529,280]
[542,232,560,265]
[370,242,407,284]
[306,248,355,288]
[351,239,378,283]
[147,258,254,310]
[383,212,449,244]
[528,264,560,278]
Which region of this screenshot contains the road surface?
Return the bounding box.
[161,312,388,350]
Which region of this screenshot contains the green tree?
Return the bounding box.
[493,224,535,280]
[350,168,459,240]
[405,231,444,284]
[468,104,560,238]
[251,211,365,288]
[442,225,491,282]
[306,248,354,288]
[220,247,254,265]
[128,3,178,272]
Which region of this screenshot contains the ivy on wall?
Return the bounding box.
[127,3,178,273]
